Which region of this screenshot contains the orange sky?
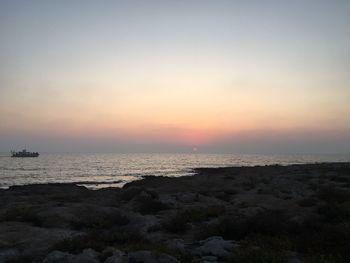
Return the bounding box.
[1,1,350,153]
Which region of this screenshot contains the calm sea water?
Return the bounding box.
[1,153,350,189]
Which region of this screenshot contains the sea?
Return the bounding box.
[1,153,350,189]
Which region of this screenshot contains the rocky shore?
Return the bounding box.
[1,163,350,263]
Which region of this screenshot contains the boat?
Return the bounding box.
[11,149,39,158]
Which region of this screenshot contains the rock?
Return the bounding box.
[42,249,101,263]
[157,253,179,263]
[0,248,20,263]
[42,251,72,263]
[289,257,303,263]
[128,250,179,263]
[159,195,177,206]
[138,190,153,200]
[79,248,100,261]
[193,236,236,258]
[165,239,186,253]
[288,251,304,263]
[128,251,155,263]
[289,215,304,225]
[0,222,77,259]
[105,254,125,263]
[176,192,198,203]
[102,247,125,258]
[120,187,144,201]
[200,255,218,262]
[128,251,156,263]
[0,163,349,263]
[103,247,126,263]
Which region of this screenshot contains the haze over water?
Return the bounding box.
[1,153,350,189]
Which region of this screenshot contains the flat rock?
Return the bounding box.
[42,249,100,263]
[0,222,77,258]
[103,247,125,263]
[193,236,236,258]
[200,255,218,262]
[0,248,20,263]
[165,239,186,253]
[128,250,179,263]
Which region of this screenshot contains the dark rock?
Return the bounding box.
[165,239,186,253]
[0,163,349,261]
[103,247,126,263]
[192,236,236,258]
[128,250,179,263]
[200,255,218,262]
[0,222,76,259]
[42,249,100,263]
[176,192,198,203]
[0,248,20,263]
[42,250,72,263]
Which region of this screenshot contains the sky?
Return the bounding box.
[0,0,350,154]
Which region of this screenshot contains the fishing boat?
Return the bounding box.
[11,149,39,158]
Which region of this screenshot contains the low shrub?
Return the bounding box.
[134,195,169,214]
[7,255,35,263]
[120,187,144,201]
[304,254,343,263]
[197,210,291,240]
[71,210,129,230]
[1,206,42,226]
[54,228,143,253]
[317,187,350,204]
[298,198,318,207]
[163,206,224,233]
[120,187,159,202]
[317,201,350,223]
[329,176,350,183]
[229,245,288,263]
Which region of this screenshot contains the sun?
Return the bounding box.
[192,147,198,153]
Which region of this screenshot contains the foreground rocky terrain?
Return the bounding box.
[0,163,350,263]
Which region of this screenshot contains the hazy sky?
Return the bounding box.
[1,0,350,153]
